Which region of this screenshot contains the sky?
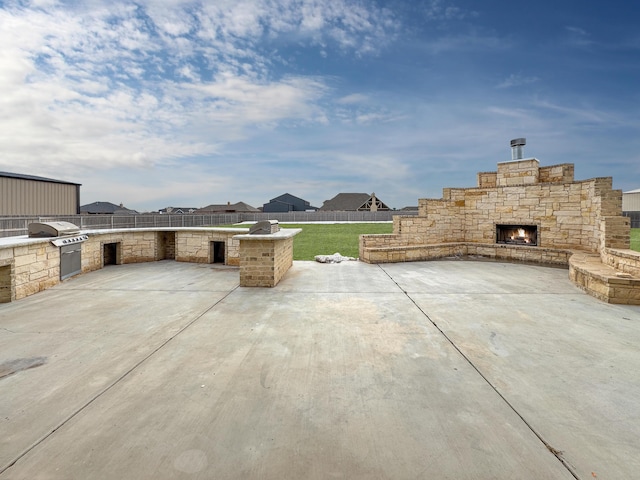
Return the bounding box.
[1,0,639,212]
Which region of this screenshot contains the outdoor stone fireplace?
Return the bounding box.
[360,147,640,304]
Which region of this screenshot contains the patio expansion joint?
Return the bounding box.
[0,284,240,476]
[376,264,581,480]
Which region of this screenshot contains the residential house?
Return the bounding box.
[80,201,138,214]
[263,193,318,212]
[196,202,260,214]
[319,192,390,211]
[158,207,198,214]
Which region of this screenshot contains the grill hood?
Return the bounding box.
[28,221,81,238]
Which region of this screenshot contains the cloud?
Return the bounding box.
[423,0,477,22]
[532,99,615,125]
[337,93,369,104]
[565,26,594,47]
[0,0,398,182]
[421,31,507,54]
[496,73,540,89]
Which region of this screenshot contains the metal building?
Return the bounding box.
[0,171,81,215]
[622,189,640,228]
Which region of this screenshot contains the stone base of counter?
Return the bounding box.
[0,227,303,302]
[0,259,15,303]
[236,229,301,287]
[0,227,248,302]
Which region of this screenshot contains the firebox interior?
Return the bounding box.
[496,224,538,246]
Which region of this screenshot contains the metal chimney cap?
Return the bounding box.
[510,138,526,147]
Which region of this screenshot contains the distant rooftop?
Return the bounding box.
[0,170,81,186]
[80,201,138,214]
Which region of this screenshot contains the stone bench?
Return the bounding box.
[569,252,640,305]
[360,241,572,266]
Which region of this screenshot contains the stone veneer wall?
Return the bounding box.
[238,235,296,287]
[0,228,245,302]
[0,261,13,302]
[601,248,640,278]
[0,241,60,299]
[175,230,240,266]
[82,231,159,273]
[388,159,628,252]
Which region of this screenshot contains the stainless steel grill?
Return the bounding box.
[249,220,280,234]
[28,222,87,280]
[28,221,81,237]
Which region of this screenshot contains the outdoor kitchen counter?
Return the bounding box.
[0,235,54,248]
[0,226,302,302]
[235,228,302,287]
[0,227,249,246]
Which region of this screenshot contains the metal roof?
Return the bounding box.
[0,170,81,186]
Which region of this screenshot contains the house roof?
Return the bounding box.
[80,201,138,214]
[0,170,81,186]
[196,202,260,213]
[319,193,371,211]
[264,193,318,210]
[320,192,391,211]
[624,189,640,194]
[158,207,198,214]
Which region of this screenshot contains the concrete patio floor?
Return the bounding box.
[1,259,639,479]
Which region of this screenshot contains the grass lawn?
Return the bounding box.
[280,223,393,260]
[632,228,640,252]
[219,222,393,260]
[218,224,640,258]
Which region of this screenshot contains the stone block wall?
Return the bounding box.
[477,172,497,189]
[539,163,574,183]
[175,230,240,266]
[0,260,15,303]
[569,251,640,305]
[82,231,158,273]
[237,229,300,287]
[391,160,627,253]
[238,236,295,287]
[497,159,540,186]
[601,217,631,250]
[2,242,61,299]
[0,227,248,301]
[81,229,242,273]
[601,248,640,278]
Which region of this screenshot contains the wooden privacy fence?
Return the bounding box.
[0,211,413,237]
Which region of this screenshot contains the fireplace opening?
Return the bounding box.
[496,225,537,246]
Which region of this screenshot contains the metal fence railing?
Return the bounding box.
[0,211,415,238]
[624,211,640,229]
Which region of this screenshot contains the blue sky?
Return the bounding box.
[1,0,639,211]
